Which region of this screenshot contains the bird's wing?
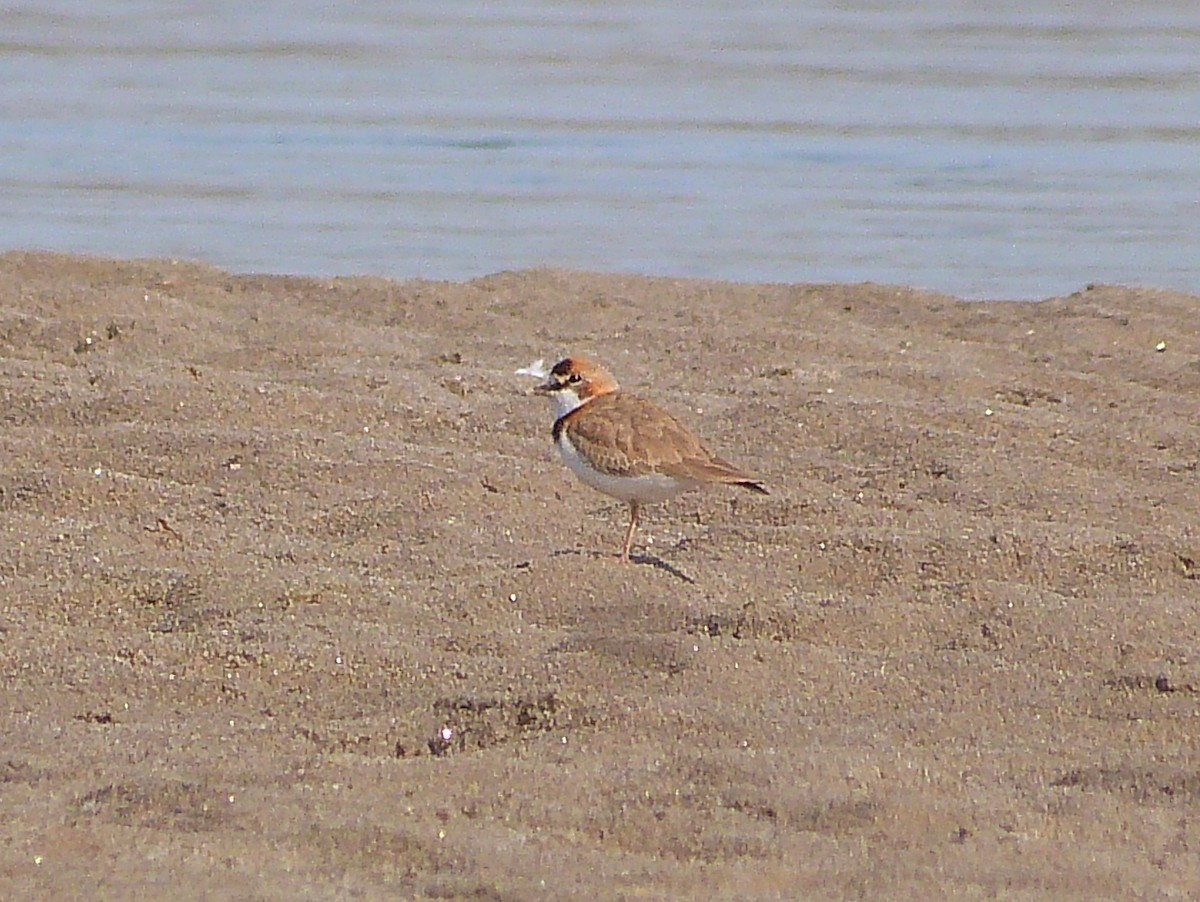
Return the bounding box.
[566,392,764,489]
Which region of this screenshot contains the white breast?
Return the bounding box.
[556,430,691,504]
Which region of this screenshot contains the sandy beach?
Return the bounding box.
[1,252,1197,899]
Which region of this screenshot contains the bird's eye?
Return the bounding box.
[567,373,583,384]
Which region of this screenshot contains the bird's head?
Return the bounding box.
[535,356,620,417]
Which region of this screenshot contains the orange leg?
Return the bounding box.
[620,501,640,562]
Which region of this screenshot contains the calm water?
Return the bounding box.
[2,2,1198,299]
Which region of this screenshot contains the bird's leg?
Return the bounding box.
[620,501,640,562]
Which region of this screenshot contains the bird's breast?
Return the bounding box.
[555,430,689,504]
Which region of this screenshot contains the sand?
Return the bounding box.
[1,251,1198,899]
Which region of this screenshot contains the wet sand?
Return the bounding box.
[1,252,1198,899]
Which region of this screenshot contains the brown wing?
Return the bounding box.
[565,392,768,492]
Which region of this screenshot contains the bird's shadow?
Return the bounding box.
[630,551,696,584]
[546,547,696,584]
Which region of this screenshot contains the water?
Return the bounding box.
[1,2,1198,299]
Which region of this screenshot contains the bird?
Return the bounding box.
[533,355,768,561]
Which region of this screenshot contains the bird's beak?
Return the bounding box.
[533,379,555,395]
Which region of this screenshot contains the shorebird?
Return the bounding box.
[534,356,767,561]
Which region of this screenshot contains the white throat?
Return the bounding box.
[549,388,588,419]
